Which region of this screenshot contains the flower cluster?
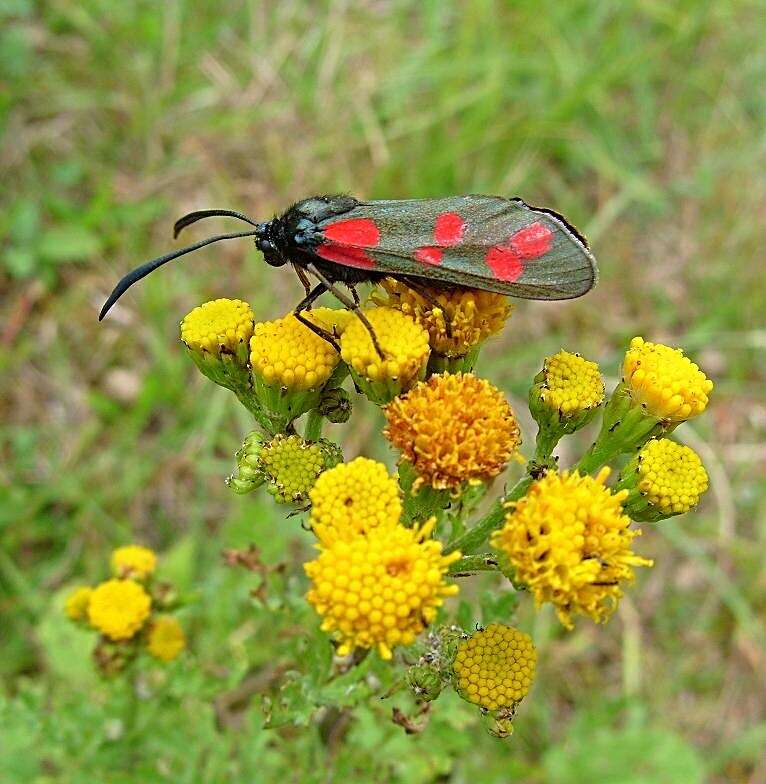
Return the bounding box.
[124,283,714,737]
[304,458,460,659]
[64,545,186,675]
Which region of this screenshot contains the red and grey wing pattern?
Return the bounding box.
[314,196,597,300]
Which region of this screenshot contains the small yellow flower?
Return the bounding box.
[375,279,512,358]
[260,434,341,504]
[492,468,652,629]
[538,350,604,414]
[453,624,536,712]
[309,457,402,544]
[340,307,430,403]
[110,545,157,580]
[88,579,152,641]
[180,298,254,356]
[623,337,713,421]
[620,438,709,521]
[384,373,521,490]
[146,616,186,662]
[64,586,93,622]
[304,518,460,660]
[250,314,340,392]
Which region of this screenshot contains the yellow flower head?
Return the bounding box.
[384,373,521,490]
[180,298,254,356]
[309,457,402,544]
[539,350,604,414]
[110,545,157,580]
[303,307,355,336]
[340,307,430,402]
[453,624,536,712]
[375,279,512,357]
[622,337,713,421]
[250,314,340,392]
[64,586,93,622]
[637,439,709,513]
[260,434,334,504]
[492,468,652,629]
[621,438,709,521]
[88,579,152,641]
[146,616,186,662]
[304,518,461,660]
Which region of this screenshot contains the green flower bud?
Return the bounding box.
[226,431,267,495]
[317,387,352,423]
[406,663,444,702]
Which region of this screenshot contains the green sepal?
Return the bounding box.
[426,346,480,376]
[528,369,602,461]
[252,362,348,425]
[348,362,427,406]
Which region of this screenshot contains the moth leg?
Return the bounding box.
[293,281,341,352]
[306,263,385,360]
[347,284,360,306]
[293,264,313,300]
[399,276,453,340]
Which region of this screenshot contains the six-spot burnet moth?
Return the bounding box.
[99,194,597,355]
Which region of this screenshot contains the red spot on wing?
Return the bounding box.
[434,212,466,246]
[413,246,443,266]
[323,218,380,247]
[509,221,553,260]
[316,244,377,270]
[486,245,523,282]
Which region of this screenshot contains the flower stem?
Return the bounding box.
[303,410,324,442]
[445,475,532,555]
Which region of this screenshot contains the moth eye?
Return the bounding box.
[257,238,274,253]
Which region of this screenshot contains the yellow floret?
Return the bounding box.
[453,624,537,711]
[384,373,521,489]
[180,298,254,356]
[146,616,186,662]
[250,314,340,391]
[309,457,402,543]
[110,545,157,580]
[539,350,604,414]
[623,337,713,421]
[492,468,652,629]
[87,579,152,641]
[375,279,512,357]
[64,586,93,622]
[304,518,461,660]
[637,439,709,515]
[340,307,430,394]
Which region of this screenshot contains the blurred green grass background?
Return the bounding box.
[1,1,765,782]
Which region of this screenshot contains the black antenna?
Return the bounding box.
[99,229,259,321]
[173,209,260,239]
